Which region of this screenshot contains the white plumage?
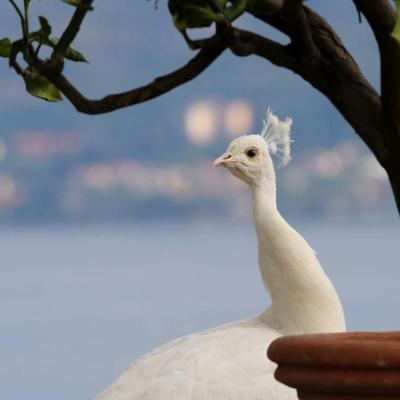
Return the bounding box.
[260,107,293,166]
[94,110,346,400]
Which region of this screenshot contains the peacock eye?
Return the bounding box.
[246,148,257,158]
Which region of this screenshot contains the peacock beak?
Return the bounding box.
[213,153,234,168]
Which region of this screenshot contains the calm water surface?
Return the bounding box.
[1,222,399,400]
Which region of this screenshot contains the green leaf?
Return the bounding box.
[28,33,88,63]
[46,37,88,62]
[61,0,93,11]
[64,45,88,62]
[392,0,400,43]
[38,16,52,38]
[180,5,225,29]
[24,73,62,102]
[224,0,247,22]
[0,38,12,58]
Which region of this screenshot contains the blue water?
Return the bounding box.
[1,221,399,400]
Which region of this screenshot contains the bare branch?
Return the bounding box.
[352,0,396,39]
[8,0,24,26]
[38,37,226,114]
[9,57,24,76]
[247,0,317,58]
[351,0,400,115]
[229,28,297,69]
[8,0,26,40]
[246,0,387,163]
[50,0,93,66]
[6,0,400,211]
[282,0,318,58]
[247,0,400,212]
[353,0,400,174]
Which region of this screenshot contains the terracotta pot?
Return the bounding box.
[267,332,400,399]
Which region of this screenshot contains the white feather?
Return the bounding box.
[93,122,346,400]
[260,108,293,166]
[95,319,296,400]
[94,195,346,400]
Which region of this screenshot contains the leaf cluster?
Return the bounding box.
[168,0,247,30]
[1,0,89,102]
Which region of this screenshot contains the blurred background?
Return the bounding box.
[0,1,399,400]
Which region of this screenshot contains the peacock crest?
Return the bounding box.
[260,108,293,166]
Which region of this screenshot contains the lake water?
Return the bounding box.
[1,221,399,400]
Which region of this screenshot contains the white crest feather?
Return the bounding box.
[260,108,293,166]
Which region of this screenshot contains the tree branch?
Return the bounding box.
[50,0,93,66]
[246,0,387,164]
[282,0,318,58]
[7,0,400,211]
[229,28,297,69]
[247,0,400,211]
[39,37,226,114]
[8,0,25,38]
[353,0,400,178]
[352,0,396,39]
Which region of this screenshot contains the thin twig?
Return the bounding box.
[353,2,362,23]
[35,43,42,58]
[23,0,30,36]
[8,0,26,39]
[50,0,93,65]
[23,0,32,59]
[39,36,226,114]
[9,58,24,75]
[282,0,318,58]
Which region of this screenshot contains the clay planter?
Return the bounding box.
[267,332,400,399]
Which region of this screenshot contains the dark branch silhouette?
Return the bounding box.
[50,0,94,66]
[4,0,400,213]
[38,35,227,114]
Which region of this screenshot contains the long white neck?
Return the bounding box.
[251,181,346,335]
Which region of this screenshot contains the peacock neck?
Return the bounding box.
[251,184,346,335]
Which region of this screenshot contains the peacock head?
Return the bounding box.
[213,108,293,188]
